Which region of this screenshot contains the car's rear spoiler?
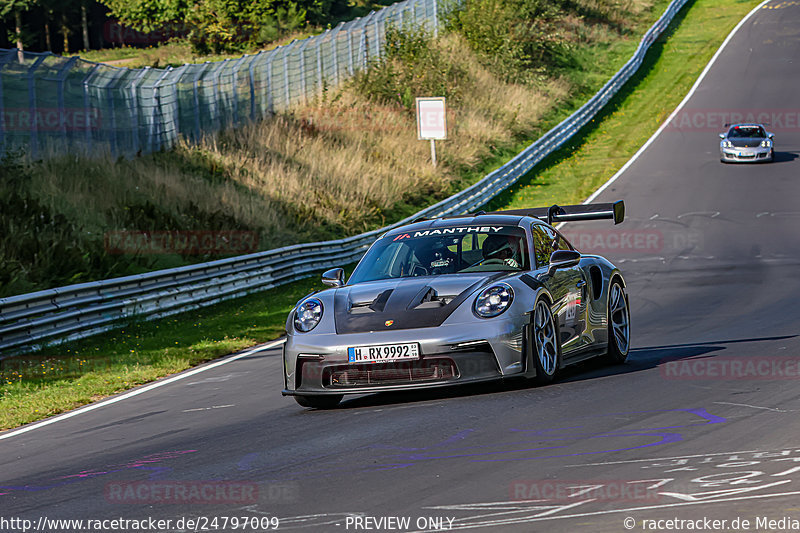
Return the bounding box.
[488,200,625,225]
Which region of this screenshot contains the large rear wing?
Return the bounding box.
[488,200,625,225]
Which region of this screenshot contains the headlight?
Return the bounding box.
[473,284,514,318]
[294,298,323,332]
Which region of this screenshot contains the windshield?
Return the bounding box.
[349,226,530,284]
[728,126,766,138]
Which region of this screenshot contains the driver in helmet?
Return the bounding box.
[482,234,520,268]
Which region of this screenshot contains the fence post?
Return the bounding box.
[297,39,313,104]
[316,34,324,95]
[26,54,47,158]
[282,40,299,109]
[192,63,209,141]
[373,13,381,59]
[261,49,281,116]
[164,64,188,150]
[105,68,125,157]
[211,60,228,131]
[330,23,344,86]
[432,0,439,37]
[0,49,16,154]
[266,52,275,114]
[129,67,149,156]
[231,54,248,127]
[347,20,357,76]
[355,17,369,71]
[55,56,78,141]
[150,67,172,152]
[81,63,100,154]
[249,51,262,120]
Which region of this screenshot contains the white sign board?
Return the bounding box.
[416,97,447,140]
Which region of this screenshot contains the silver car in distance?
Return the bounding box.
[719,123,774,163]
[282,202,631,409]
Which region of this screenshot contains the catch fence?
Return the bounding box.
[0,0,442,158]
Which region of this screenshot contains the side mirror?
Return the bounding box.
[547,250,581,276]
[768,132,775,139]
[322,267,345,287]
[718,133,725,139]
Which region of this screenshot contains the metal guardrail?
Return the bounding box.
[0,0,688,357]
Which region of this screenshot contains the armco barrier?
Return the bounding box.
[0,0,688,357]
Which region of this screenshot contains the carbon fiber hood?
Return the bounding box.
[333,274,500,334]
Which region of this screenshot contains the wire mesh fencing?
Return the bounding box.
[0,0,444,159]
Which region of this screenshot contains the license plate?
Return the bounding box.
[348,343,420,363]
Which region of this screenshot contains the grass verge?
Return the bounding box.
[0,0,761,430]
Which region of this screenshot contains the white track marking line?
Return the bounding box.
[0,338,285,441]
[583,0,771,205]
[714,401,788,412]
[412,490,800,531]
[566,449,765,467]
[182,404,236,413]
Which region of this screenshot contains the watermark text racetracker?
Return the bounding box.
[1,108,102,131]
[104,480,297,505]
[661,357,800,380]
[626,515,800,530]
[0,515,280,532]
[560,229,663,254]
[510,479,662,502]
[666,108,800,132]
[105,231,259,256]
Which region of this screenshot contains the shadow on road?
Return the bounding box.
[772,151,798,163]
[559,334,798,383]
[332,335,797,410]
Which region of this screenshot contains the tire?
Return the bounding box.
[531,298,561,384]
[605,279,630,364]
[295,394,342,409]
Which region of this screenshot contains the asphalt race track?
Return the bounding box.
[3,2,800,532]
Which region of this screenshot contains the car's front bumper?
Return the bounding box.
[720,146,772,162]
[282,316,529,396]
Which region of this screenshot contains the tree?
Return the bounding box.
[1,0,36,57]
[99,0,349,54]
[80,0,89,50]
[98,0,189,33]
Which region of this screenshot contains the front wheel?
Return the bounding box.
[605,280,630,364]
[295,394,342,409]
[531,298,561,384]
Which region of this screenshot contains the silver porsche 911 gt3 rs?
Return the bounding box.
[282,202,631,408]
[719,123,774,163]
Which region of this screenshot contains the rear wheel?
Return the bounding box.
[605,280,630,364]
[531,298,561,384]
[295,395,342,409]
